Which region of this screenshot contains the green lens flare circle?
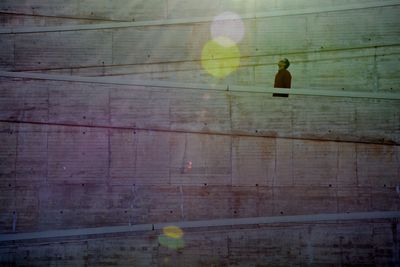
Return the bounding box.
[158,235,185,250]
[201,37,241,78]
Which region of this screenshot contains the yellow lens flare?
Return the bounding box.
[163,226,184,239]
[201,37,241,78]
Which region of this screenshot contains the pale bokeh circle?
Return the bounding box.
[211,11,245,47]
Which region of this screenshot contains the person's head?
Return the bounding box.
[278,58,290,70]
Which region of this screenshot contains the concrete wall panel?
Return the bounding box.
[0,123,17,183]
[14,30,113,70]
[0,187,14,233]
[112,25,193,65]
[231,92,292,136]
[307,6,400,50]
[274,138,293,186]
[0,36,14,71]
[47,127,108,184]
[357,143,399,187]
[292,140,338,186]
[170,133,232,186]
[49,81,110,125]
[0,78,48,122]
[135,131,170,185]
[77,0,166,21]
[355,99,400,144]
[273,186,337,216]
[377,46,400,92]
[110,85,170,129]
[337,187,371,213]
[0,0,78,18]
[110,130,136,185]
[337,142,358,186]
[255,16,308,55]
[170,90,230,133]
[38,184,132,230]
[15,124,47,186]
[291,95,356,140]
[131,185,182,223]
[232,136,275,186]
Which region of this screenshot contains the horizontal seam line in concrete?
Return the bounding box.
[1,71,399,100]
[1,120,399,147]
[13,43,400,74]
[1,211,399,242]
[0,1,399,34]
[0,11,130,23]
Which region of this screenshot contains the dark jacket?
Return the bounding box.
[274,69,292,88]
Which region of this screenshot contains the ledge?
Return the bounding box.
[1,211,399,242]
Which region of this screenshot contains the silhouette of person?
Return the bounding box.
[273,58,291,97]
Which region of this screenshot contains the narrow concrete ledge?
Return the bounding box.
[1,211,399,242]
[1,71,399,100]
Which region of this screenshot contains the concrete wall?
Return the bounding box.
[0,76,399,265]
[1,221,399,266]
[1,1,400,266]
[1,1,400,91]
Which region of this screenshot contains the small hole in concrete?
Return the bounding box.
[280,211,283,215]
[255,184,259,187]
[124,210,128,213]
[384,184,386,187]
[13,211,15,214]
[8,184,11,187]
[255,130,258,133]
[170,210,173,214]
[83,116,86,119]
[82,183,85,187]
[329,184,332,187]
[204,183,207,186]
[83,131,86,134]
[234,210,237,214]
[60,211,63,214]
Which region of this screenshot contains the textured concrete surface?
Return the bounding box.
[0,76,399,266]
[1,1,399,92]
[1,221,399,266]
[1,0,400,266]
